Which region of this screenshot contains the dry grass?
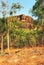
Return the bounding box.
[0,47,44,65]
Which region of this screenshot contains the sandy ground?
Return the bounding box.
[0,47,44,65]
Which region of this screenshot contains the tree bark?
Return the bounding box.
[1,35,3,54]
[7,29,10,54]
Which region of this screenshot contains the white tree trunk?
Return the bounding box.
[1,35,3,54]
[7,30,10,54]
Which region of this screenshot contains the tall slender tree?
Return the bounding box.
[0,0,7,54]
[0,0,22,54]
[7,3,22,53]
[31,0,44,46]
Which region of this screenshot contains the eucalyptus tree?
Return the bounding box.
[0,19,4,53]
[0,0,22,53]
[7,3,22,52]
[31,0,44,28]
[30,0,44,46]
[0,0,7,54]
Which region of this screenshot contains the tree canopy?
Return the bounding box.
[31,0,44,18]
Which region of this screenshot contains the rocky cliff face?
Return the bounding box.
[7,14,34,29]
[16,14,34,29]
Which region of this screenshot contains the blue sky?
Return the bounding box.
[9,0,36,19]
[0,0,37,19]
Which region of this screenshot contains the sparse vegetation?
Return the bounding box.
[0,0,44,65]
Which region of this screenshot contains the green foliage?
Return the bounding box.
[0,0,44,49]
[29,0,44,47]
[31,0,44,18]
[31,0,44,26]
[0,18,44,48]
[10,3,23,15]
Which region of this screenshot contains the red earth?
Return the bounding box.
[0,47,44,65]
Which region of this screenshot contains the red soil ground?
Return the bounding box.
[0,47,44,65]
